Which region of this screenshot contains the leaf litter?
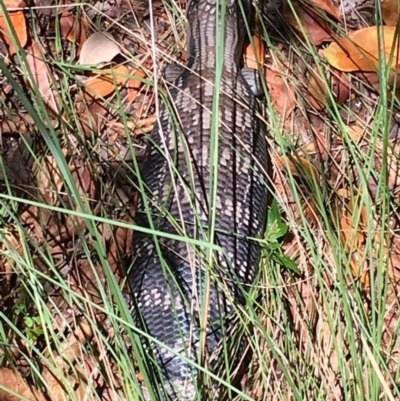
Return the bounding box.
[78,32,121,65]
[250,0,400,397]
[0,9,27,55]
[1,0,400,400]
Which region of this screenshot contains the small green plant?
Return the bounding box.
[263,198,300,274]
[23,315,44,342]
[14,301,44,342]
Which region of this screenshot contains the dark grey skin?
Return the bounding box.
[129,0,270,399]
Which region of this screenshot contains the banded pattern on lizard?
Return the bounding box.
[129,0,270,398]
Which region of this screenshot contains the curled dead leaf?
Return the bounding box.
[1,230,22,282]
[84,64,130,99]
[388,235,400,282]
[339,191,368,253]
[284,2,333,45]
[78,32,120,65]
[340,211,365,253]
[337,188,371,286]
[347,124,365,142]
[307,67,350,109]
[330,69,350,104]
[322,26,400,72]
[26,42,60,113]
[308,0,341,20]
[71,163,96,202]
[265,62,297,118]
[0,368,44,401]
[308,67,329,110]
[336,188,349,198]
[33,154,65,206]
[127,67,146,103]
[275,155,320,224]
[381,0,399,27]
[105,215,133,281]
[76,96,108,137]
[350,246,370,287]
[304,199,319,226]
[42,359,91,401]
[0,10,27,55]
[245,35,264,70]
[59,9,87,49]
[275,155,320,180]
[303,125,328,158]
[2,0,26,7]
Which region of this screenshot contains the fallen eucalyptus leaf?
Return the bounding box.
[322,26,400,72]
[381,0,399,26]
[0,10,27,55]
[78,32,120,65]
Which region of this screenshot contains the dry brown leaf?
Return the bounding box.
[304,200,320,226]
[349,194,368,227]
[339,193,367,254]
[275,155,320,225]
[353,248,370,288]
[41,368,69,401]
[336,188,349,198]
[307,0,341,20]
[1,230,22,282]
[84,64,130,99]
[59,9,87,49]
[71,163,95,202]
[78,31,120,65]
[42,363,88,401]
[0,368,44,401]
[331,69,350,104]
[127,67,146,103]
[20,205,47,243]
[55,162,95,239]
[387,150,400,193]
[2,0,26,7]
[315,316,343,374]
[360,271,370,287]
[322,26,400,72]
[357,69,400,91]
[0,10,27,54]
[87,101,108,131]
[381,0,399,27]
[26,42,60,113]
[340,212,364,252]
[76,97,108,137]
[308,67,329,110]
[106,214,134,281]
[68,259,106,304]
[303,124,328,158]
[21,204,80,247]
[389,235,400,282]
[284,2,333,45]
[245,35,264,70]
[33,154,64,206]
[59,10,77,41]
[265,62,296,118]
[355,70,384,91]
[307,68,351,108]
[349,246,370,287]
[349,253,361,277]
[275,155,320,181]
[347,124,365,141]
[46,320,93,365]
